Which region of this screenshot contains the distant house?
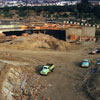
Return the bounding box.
[89,1,100,5]
[56,1,80,6]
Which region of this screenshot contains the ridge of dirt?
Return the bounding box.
[0,33,72,51]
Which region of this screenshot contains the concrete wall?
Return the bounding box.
[66,26,96,37]
[0,25,24,33]
[66,28,82,36]
[0,25,21,29]
[82,27,95,37]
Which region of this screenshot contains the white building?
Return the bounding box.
[56,1,80,6]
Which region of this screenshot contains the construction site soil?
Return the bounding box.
[0,33,100,100]
[0,34,71,51]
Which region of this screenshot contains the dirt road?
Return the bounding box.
[0,41,99,100]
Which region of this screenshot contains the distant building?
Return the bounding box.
[0,0,100,7]
[56,1,80,6]
[0,0,25,7]
[89,1,100,5]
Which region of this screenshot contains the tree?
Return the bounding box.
[93,5,100,18]
[81,0,89,4]
[77,0,92,13]
[17,8,27,17]
[3,7,13,18]
[62,13,68,18]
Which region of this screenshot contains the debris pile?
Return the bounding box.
[68,35,95,42]
[69,35,78,41]
[80,36,96,41]
[2,67,22,100]
[14,75,46,100]
[0,64,47,100]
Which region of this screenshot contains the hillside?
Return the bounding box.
[0,10,45,23]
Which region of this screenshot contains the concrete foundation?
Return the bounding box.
[66,26,96,40]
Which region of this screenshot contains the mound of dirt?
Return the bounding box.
[0,34,71,51]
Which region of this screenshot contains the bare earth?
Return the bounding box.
[0,41,100,100]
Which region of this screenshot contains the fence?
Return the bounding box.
[66,21,100,28]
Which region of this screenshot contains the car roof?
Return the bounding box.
[83,59,89,61]
[96,59,100,61]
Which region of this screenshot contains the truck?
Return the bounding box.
[40,64,55,75]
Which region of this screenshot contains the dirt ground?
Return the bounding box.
[0,40,100,100]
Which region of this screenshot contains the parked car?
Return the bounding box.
[91,50,98,54]
[96,59,100,65]
[81,59,90,68]
[40,64,55,75]
[90,48,100,54]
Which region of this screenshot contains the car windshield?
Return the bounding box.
[43,67,48,69]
